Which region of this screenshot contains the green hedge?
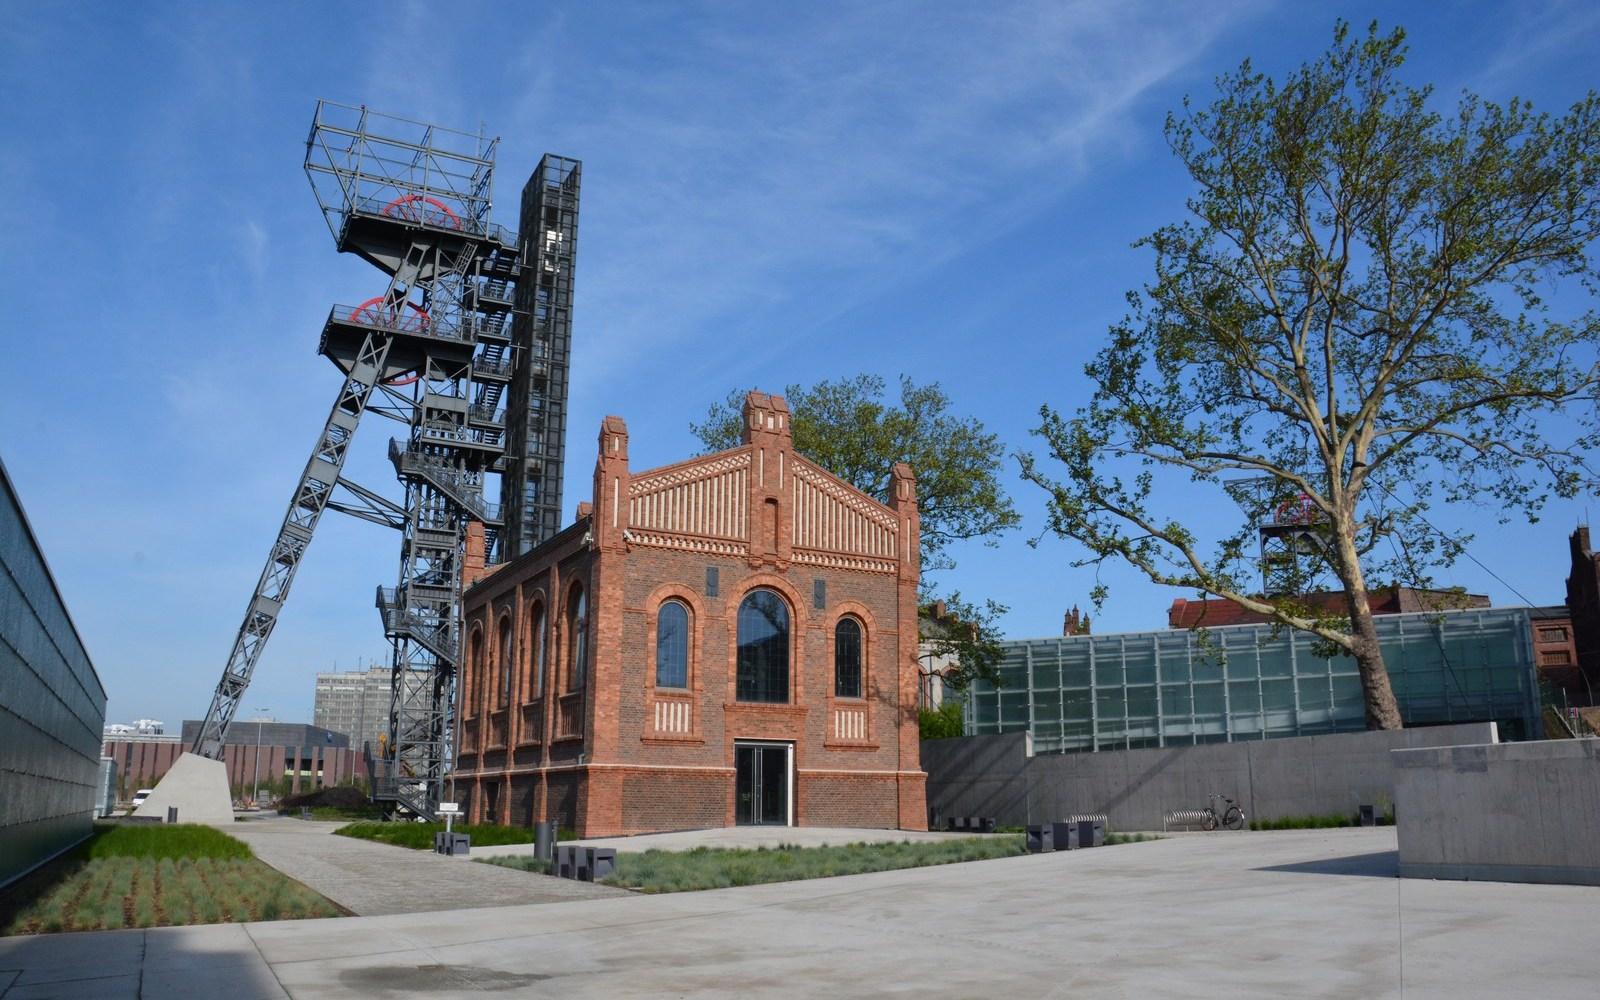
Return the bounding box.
[595,837,1028,893]
[87,824,254,861]
[1249,811,1394,830]
[333,821,576,849]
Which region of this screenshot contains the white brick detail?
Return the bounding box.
[654,700,692,734]
[833,707,867,741]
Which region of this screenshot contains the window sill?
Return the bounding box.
[723,702,807,716]
[641,736,706,747]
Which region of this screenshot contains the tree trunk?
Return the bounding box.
[1336,533,1404,729]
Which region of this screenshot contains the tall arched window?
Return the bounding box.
[835,617,863,699]
[656,600,689,688]
[467,627,483,715]
[567,583,588,690]
[497,615,513,707]
[528,601,546,699]
[737,589,789,703]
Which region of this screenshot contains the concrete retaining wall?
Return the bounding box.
[923,722,1498,831]
[1393,739,1600,886]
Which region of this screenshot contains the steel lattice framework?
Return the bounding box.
[193,101,579,818]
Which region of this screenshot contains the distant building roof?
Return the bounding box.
[1167,586,1490,629]
[178,719,349,748]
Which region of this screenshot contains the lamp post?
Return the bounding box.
[252,709,269,808]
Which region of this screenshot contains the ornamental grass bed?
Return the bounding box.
[0,824,341,935]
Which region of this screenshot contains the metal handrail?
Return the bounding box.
[419,424,504,449]
[328,303,471,344]
[388,441,504,522]
[472,358,513,380]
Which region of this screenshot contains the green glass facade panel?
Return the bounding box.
[966,608,1539,754]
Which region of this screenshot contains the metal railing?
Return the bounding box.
[375,586,457,659]
[388,440,503,523]
[472,357,513,380]
[418,423,504,451]
[328,303,471,344]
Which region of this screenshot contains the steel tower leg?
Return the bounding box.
[192,329,396,757]
[193,248,432,757]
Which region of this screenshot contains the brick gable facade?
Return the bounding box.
[453,392,927,835]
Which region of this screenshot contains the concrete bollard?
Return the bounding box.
[1051,821,1079,850]
[1025,825,1054,853]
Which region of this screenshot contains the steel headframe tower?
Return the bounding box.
[1224,476,1332,597]
[194,101,581,819]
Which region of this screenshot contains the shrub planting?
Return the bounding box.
[0,825,340,935]
[334,821,576,849]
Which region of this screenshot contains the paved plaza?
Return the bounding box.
[3,828,1598,998]
[225,817,625,915]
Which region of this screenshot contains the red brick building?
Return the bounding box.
[1563,526,1600,701]
[1166,586,1490,629]
[453,392,927,836]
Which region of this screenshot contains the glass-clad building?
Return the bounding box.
[965,608,1540,753]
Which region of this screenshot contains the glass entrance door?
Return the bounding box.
[734,742,790,825]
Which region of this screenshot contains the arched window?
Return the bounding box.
[835,617,863,699]
[528,601,546,699]
[737,589,789,703]
[656,600,690,688]
[467,627,483,715]
[497,615,513,707]
[567,583,588,689]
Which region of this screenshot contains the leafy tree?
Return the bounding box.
[1022,23,1600,729]
[693,375,1018,689]
[919,593,1008,693]
[918,701,965,740]
[692,374,1020,578]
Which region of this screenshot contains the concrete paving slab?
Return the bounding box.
[2,829,1596,997]
[0,924,285,1000]
[224,816,626,915]
[0,926,146,987]
[1,971,143,999]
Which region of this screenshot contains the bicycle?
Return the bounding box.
[1200,793,1245,831]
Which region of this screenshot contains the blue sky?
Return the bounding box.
[3,1,1597,727]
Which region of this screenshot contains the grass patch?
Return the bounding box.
[0,825,340,935]
[86,823,254,861]
[1249,811,1394,831]
[475,833,1160,891]
[333,821,578,850]
[475,855,551,875]
[1106,833,1159,845]
[591,837,1029,893]
[293,806,385,821]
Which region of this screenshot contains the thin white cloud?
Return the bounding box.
[501,1,1262,389]
[1470,0,1600,93]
